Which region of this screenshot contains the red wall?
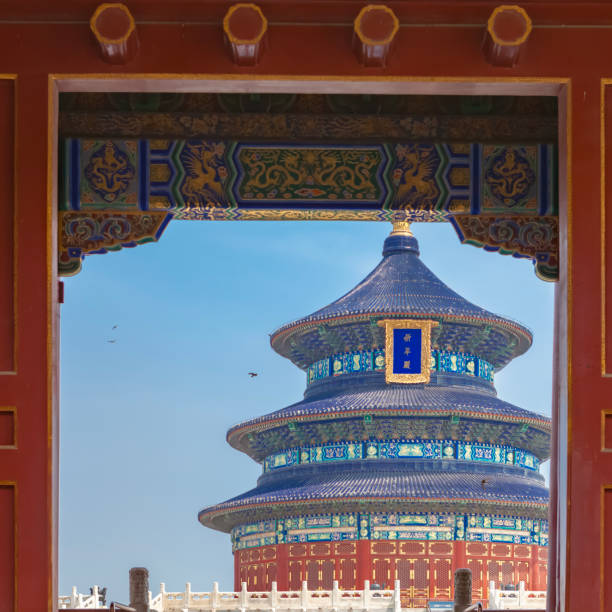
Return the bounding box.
[0,4,610,611]
[235,541,547,606]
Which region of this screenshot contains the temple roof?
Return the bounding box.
[199,463,548,532]
[227,382,552,461]
[270,227,532,371]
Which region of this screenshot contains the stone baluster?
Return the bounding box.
[185,582,191,608]
[300,581,309,612]
[160,583,166,609]
[331,580,339,610]
[240,581,248,611]
[362,579,370,609]
[393,580,401,612]
[270,580,278,609]
[212,581,220,609]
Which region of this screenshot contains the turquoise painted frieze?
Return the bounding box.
[262,439,540,473]
[62,139,556,220]
[231,512,549,550]
[307,349,494,385]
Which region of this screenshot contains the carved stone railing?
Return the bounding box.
[149,580,401,612]
[58,585,106,609]
[487,581,547,610]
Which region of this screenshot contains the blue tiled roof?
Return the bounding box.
[271,232,532,370]
[227,383,552,460]
[199,465,548,532]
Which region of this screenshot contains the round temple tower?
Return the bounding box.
[198,224,550,606]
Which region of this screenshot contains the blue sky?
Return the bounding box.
[59,220,554,604]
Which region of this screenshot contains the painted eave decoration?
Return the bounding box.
[59,134,557,279]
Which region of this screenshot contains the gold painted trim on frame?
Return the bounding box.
[487,5,533,47]
[601,485,612,612]
[89,3,136,46]
[223,3,268,45]
[601,79,612,377]
[50,72,570,610]
[0,406,16,449]
[378,318,438,384]
[0,481,17,612]
[0,74,18,375]
[601,409,612,452]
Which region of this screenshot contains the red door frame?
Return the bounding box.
[4,12,612,611]
[54,71,568,608]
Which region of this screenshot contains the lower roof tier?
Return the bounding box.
[199,462,548,532]
[227,383,551,461]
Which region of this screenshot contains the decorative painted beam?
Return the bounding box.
[60,111,558,144]
[90,3,138,64]
[60,138,558,279]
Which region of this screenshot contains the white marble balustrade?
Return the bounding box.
[151,581,402,612]
[487,581,547,609]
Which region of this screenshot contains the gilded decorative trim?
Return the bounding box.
[89,3,136,46]
[487,6,533,47]
[378,319,438,384]
[223,3,268,45]
[0,406,16,449]
[0,482,17,612]
[0,75,18,375]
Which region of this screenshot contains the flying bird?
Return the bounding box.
[248,372,258,378]
[112,325,118,330]
[107,340,117,344]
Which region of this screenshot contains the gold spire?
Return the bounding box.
[390,220,413,236]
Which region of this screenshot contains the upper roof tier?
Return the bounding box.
[270,224,532,371]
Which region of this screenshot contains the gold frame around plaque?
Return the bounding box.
[377,319,439,384]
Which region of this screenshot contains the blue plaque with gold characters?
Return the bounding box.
[378,319,438,383]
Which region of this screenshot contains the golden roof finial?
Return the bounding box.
[390,220,413,236]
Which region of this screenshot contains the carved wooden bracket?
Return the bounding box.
[482,5,532,67]
[353,5,399,67]
[223,4,268,66]
[450,215,558,281]
[90,3,139,64]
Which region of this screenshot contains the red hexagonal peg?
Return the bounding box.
[223,4,268,66]
[483,5,532,67]
[90,3,139,64]
[353,5,399,68]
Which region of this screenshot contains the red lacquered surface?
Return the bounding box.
[223,4,268,66]
[482,6,532,67]
[234,541,547,604]
[353,5,398,67]
[0,4,610,610]
[90,3,139,64]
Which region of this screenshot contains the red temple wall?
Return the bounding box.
[235,541,547,605]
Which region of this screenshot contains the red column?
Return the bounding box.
[234,551,240,591]
[530,546,541,590]
[429,557,437,600]
[276,544,288,590]
[356,540,371,588]
[455,541,467,571]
